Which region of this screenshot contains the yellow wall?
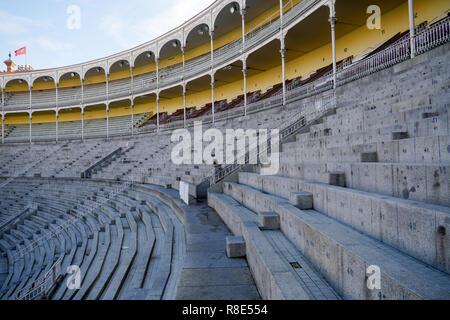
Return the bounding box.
[4,0,449,125]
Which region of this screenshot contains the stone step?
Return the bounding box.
[219,181,450,300]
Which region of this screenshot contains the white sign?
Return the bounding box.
[179,181,190,205]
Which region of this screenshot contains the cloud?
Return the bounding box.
[0,9,53,35]
[99,0,214,49]
[35,37,75,52]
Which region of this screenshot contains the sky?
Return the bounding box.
[0,0,215,71]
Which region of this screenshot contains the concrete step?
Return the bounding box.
[218,180,450,300]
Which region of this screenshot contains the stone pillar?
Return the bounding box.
[329,0,337,89]
[106,72,109,139]
[29,113,32,144]
[131,102,135,136]
[211,76,215,124]
[29,87,32,144]
[243,59,248,116]
[106,105,109,139]
[280,41,286,106]
[156,58,160,132]
[29,86,32,110]
[408,0,416,58]
[1,114,4,144]
[56,111,59,142]
[156,92,160,132]
[210,30,215,124]
[81,78,84,105]
[280,0,286,106]
[183,84,187,128]
[130,66,135,136]
[241,8,246,53]
[81,108,84,141]
[55,83,59,142]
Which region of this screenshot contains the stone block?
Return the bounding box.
[360,152,378,163]
[258,212,280,230]
[392,131,408,140]
[226,236,246,258]
[289,192,313,210]
[327,172,346,187]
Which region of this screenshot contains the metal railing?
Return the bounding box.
[81,147,123,179]
[2,0,321,112]
[0,203,37,235]
[17,256,63,300]
[337,15,450,85]
[210,90,336,185]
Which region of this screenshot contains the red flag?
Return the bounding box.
[15,47,27,56]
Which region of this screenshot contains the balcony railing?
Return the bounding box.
[1,0,322,112]
[17,256,63,300]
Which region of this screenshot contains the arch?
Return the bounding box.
[183,12,212,47]
[184,23,211,51]
[158,39,183,61]
[132,43,157,67]
[5,78,31,91]
[82,62,107,79]
[212,0,243,31]
[31,72,57,86]
[108,55,131,73]
[83,66,107,83]
[32,75,56,88]
[109,59,131,75]
[133,50,156,69]
[58,71,82,85]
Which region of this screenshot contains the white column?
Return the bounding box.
[29,86,32,110]
[408,0,416,58]
[156,58,160,132]
[1,115,4,144]
[210,30,215,124]
[156,93,160,132]
[81,108,84,141]
[106,73,109,139]
[106,106,109,139]
[56,111,59,142]
[131,66,134,136]
[55,83,59,142]
[211,76,215,124]
[242,8,248,115]
[182,46,187,128]
[280,40,286,106]
[183,84,187,128]
[329,0,337,89]
[182,46,186,81]
[29,87,32,144]
[29,113,32,144]
[1,88,4,144]
[280,0,286,106]
[81,79,84,105]
[243,59,248,116]
[241,8,246,53]
[131,102,135,136]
